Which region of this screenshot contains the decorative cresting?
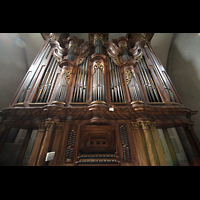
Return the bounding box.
[104,40,122,66]
[50,40,67,63]
[93,61,104,74]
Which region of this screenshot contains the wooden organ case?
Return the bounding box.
[1,33,200,166]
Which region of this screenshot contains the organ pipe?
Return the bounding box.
[137,57,162,102]
[17,42,51,103]
[72,56,89,103]
[33,56,58,103]
[108,57,124,102]
[144,44,176,102]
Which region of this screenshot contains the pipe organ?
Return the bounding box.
[0,33,200,166]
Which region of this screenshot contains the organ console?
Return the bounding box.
[0,33,200,166]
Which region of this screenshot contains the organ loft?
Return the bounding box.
[0,33,200,166]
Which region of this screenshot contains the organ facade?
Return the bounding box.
[0,33,200,166]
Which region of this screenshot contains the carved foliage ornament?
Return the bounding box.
[108,51,119,65]
[65,69,72,85]
[93,61,104,74]
[124,69,137,85]
[78,51,89,65]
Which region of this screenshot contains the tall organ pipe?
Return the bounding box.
[33,56,58,103]
[92,63,105,102]
[108,57,124,102]
[144,44,176,102]
[72,56,89,103]
[137,57,161,102]
[17,42,51,103]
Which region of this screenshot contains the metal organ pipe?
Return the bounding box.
[33,56,59,103]
[137,57,161,102]
[144,44,176,102]
[72,56,89,103]
[92,61,105,102]
[108,57,124,102]
[17,42,51,103]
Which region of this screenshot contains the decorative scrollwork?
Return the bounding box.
[134,53,143,63]
[53,51,62,63]
[93,61,104,74]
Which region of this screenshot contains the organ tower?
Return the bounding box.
[0,33,200,166]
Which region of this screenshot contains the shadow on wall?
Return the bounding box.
[167,37,200,140]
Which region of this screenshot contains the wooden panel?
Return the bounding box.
[150,124,167,166]
[131,123,150,166]
[28,125,45,166]
[157,129,174,166]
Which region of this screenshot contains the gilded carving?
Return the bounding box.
[45,121,55,130]
[108,51,119,65]
[56,122,65,131]
[65,69,72,84]
[140,121,151,130]
[38,122,46,130]
[119,44,127,49]
[93,61,104,74]
[78,51,89,65]
[124,69,132,85]
[124,69,137,85]
[94,35,103,45]
[134,52,143,63]
[131,122,140,129]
